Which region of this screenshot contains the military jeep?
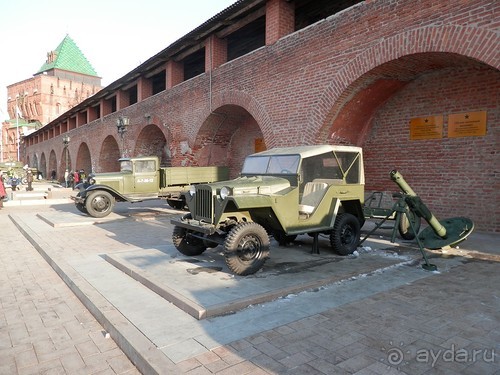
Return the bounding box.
[170,145,365,275]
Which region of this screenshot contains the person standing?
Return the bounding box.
[73,170,80,187]
[0,172,7,209]
[26,169,34,191]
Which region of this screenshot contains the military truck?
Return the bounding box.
[171,145,366,275]
[73,156,228,218]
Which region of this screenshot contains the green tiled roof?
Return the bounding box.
[37,34,98,76]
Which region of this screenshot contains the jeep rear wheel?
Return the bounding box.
[224,222,270,276]
[172,217,207,256]
[330,213,360,255]
[85,190,115,218]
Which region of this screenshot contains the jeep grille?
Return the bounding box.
[194,186,213,222]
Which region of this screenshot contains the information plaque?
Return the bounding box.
[410,115,443,140]
[448,111,487,138]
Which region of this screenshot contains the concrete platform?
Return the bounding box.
[103,243,418,320]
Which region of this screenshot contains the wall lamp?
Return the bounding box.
[62,134,71,146]
[116,116,130,137]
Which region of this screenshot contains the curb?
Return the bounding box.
[9,214,178,375]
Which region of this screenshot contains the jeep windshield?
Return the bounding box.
[241,154,300,175]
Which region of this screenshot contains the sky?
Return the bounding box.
[0,0,236,121]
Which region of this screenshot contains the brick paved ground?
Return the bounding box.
[0,210,140,375]
[179,259,499,374]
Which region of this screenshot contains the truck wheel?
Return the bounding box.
[167,199,185,210]
[398,207,421,240]
[85,190,115,218]
[172,225,207,256]
[224,222,270,276]
[330,213,360,255]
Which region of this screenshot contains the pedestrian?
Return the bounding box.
[26,169,33,191]
[51,169,56,181]
[0,171,6,209]
[73,170,80,187]
[68,170,75,188]
[64,169,69,188]
[79,169,86,182]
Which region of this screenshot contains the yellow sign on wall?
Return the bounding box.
[448,111,487,138]
[255,138,266,152]
[410,115,443,140]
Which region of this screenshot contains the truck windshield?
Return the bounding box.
[242,155,300,175]
[120,160,133,172]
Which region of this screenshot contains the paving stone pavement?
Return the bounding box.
[0,195,499,374]
[0,207,140,375]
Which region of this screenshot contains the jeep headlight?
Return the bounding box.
[220,186,232,199]
[87,174,96,185]
[188,185,196,196]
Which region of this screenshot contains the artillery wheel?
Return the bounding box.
[330,213,360,255]
[398,207,421,240]
[224,222,270,276]
[172,215,207,256]
[85,190,115,218]
[167,199,185,210]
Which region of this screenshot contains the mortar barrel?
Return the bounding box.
[390,170,447,238]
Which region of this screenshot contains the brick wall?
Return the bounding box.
[24,0,498,231]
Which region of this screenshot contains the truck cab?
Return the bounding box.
[73,156,229,218]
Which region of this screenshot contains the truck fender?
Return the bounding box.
[83,184,131,202]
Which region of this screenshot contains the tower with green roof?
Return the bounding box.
[4,34,103,135]
[36,34,100,79]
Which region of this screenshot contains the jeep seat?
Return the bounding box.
[299,182,328,216]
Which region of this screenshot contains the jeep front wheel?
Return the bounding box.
[330,213,360,255]
[172,221,207,256]
[85,190,115,218]
[224,222,270,276]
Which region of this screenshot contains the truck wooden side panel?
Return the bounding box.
[159,166,229,189]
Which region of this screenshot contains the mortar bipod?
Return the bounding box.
[358,193,437,270]
[390,170,475,270]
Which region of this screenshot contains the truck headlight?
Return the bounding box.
[188,185,196,196]
[220,186,231,199]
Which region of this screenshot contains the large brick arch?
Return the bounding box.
[134,124,168,165]
[75,142,92,176]
[309,25,500,144]
[205,90,275,147]
[39,153,47,179]
[48,150,57,181]
[99,135,121,172]
[192,104,265,177]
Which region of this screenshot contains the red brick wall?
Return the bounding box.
[363,67,499,232]
[24,0,498,231]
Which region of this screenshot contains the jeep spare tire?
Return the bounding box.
[85,190,115,218]
[330,213,360,255]
[224,222,270,276]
